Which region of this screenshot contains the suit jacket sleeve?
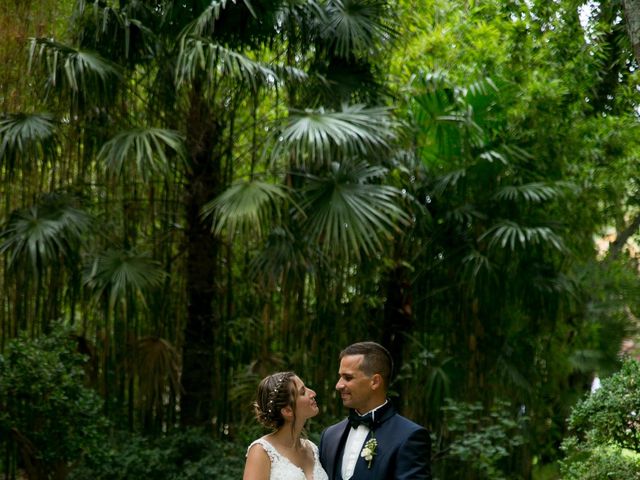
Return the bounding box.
[394,427,431,480]
[319,429,328,472]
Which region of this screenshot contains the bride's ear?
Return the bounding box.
[281,405,294,419]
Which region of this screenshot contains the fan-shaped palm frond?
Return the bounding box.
[0,195,92,278]
[299,161,410,260]
[410,71,497,161]
[136,336,182,414]
[276,104,394,167]
[28,38,121,106]
[201,179,291,238]
[0,113,57,172]
[479,220,566,251]
[175,38,278,90]
[97,128,186,181]
[444,204,486,225]
[494,182,563,203]
[324,0,394,58]
[462,249,493,279]
[276,0,326,26]
[83,249,167,310]
[202,180,290,236]
[250,226,315,288]
[180,0,257,38]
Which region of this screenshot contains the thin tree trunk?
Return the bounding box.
[180,85,222,428]
[609,212,640,259]
[382,263,414,405]
[624,0,640,63]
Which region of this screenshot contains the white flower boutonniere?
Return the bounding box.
[360,437,378,469]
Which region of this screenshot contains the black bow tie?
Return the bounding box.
[348,400,393,430]
[348,410,374,429]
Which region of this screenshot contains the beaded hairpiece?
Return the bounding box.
[266,373,288,414]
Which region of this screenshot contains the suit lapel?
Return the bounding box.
[352,405,397,478]
[329,404,398,480]
[328,420,351,480]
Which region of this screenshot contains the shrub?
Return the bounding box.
[437,398,528,480]
[560,359,640,479]
[0,326,108,479]
[69,429,245,480]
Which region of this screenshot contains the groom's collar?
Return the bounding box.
[355,399,389,418]
[349,399,394,429]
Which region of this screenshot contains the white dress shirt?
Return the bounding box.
[341,401,388,480]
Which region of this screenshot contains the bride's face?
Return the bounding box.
[292,376,319,420]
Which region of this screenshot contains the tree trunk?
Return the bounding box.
[382,263,413,403]
[623,0,640,63]
[180,85,222,427]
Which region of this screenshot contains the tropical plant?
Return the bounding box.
[1,0,408,435]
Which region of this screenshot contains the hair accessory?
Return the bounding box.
[266,373,287,414]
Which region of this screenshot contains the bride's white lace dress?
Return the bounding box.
[246,438,329,480]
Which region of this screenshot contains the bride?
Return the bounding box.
[243,371,329,480]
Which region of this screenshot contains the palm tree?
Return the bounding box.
[1,0,409,431]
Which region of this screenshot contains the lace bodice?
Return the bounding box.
[246,437,329,480]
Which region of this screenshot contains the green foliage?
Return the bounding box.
[438,399,528,480]
[0,113,57,172]
[560,438,640,480]
[0,193,92,278]
[4,1,640,479]
[0,325,108,479]
[560,359,640,479]
[567,359,640,452]
[69,429,244,480]
[98,128,186,181]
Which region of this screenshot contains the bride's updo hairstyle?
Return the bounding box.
[254,371,297,430]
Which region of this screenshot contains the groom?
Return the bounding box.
[319,341,431,479]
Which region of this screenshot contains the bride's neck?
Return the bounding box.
[272,423,304,449]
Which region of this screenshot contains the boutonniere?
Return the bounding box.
[360,436,377,469]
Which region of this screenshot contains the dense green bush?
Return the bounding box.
[560,437,640,480]
[436,399,528,480]
[69,429,245,480]
[560,359,640,479]
[0,326,107,479]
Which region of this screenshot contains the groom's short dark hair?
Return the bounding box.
[340,341,393,387]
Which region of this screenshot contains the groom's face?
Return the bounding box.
[336,354,373,412]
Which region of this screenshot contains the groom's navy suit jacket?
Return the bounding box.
[319,404,431,480]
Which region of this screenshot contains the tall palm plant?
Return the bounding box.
[400,71,572,416]
[0,0,408,432]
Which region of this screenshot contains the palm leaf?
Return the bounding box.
[71,2,157,60]
[494,182,563,203]
[479,220,566,252]
[462,249,493,279]
[276,104,394,167]
[411,71,497,161]
[97,127,186,181]
[180,0,257,37]
[324,0,394,58]
[250,226,315,288]
[0,113,57,172]
[136,336,182,414]
[83,249,167,310]
[431,168,466,196]
[0,195,92,278]
[201,180,291,238]
[175,38,278,90]
[29,38,121,106]
[299,161,410,260]
[444,203,485,225]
